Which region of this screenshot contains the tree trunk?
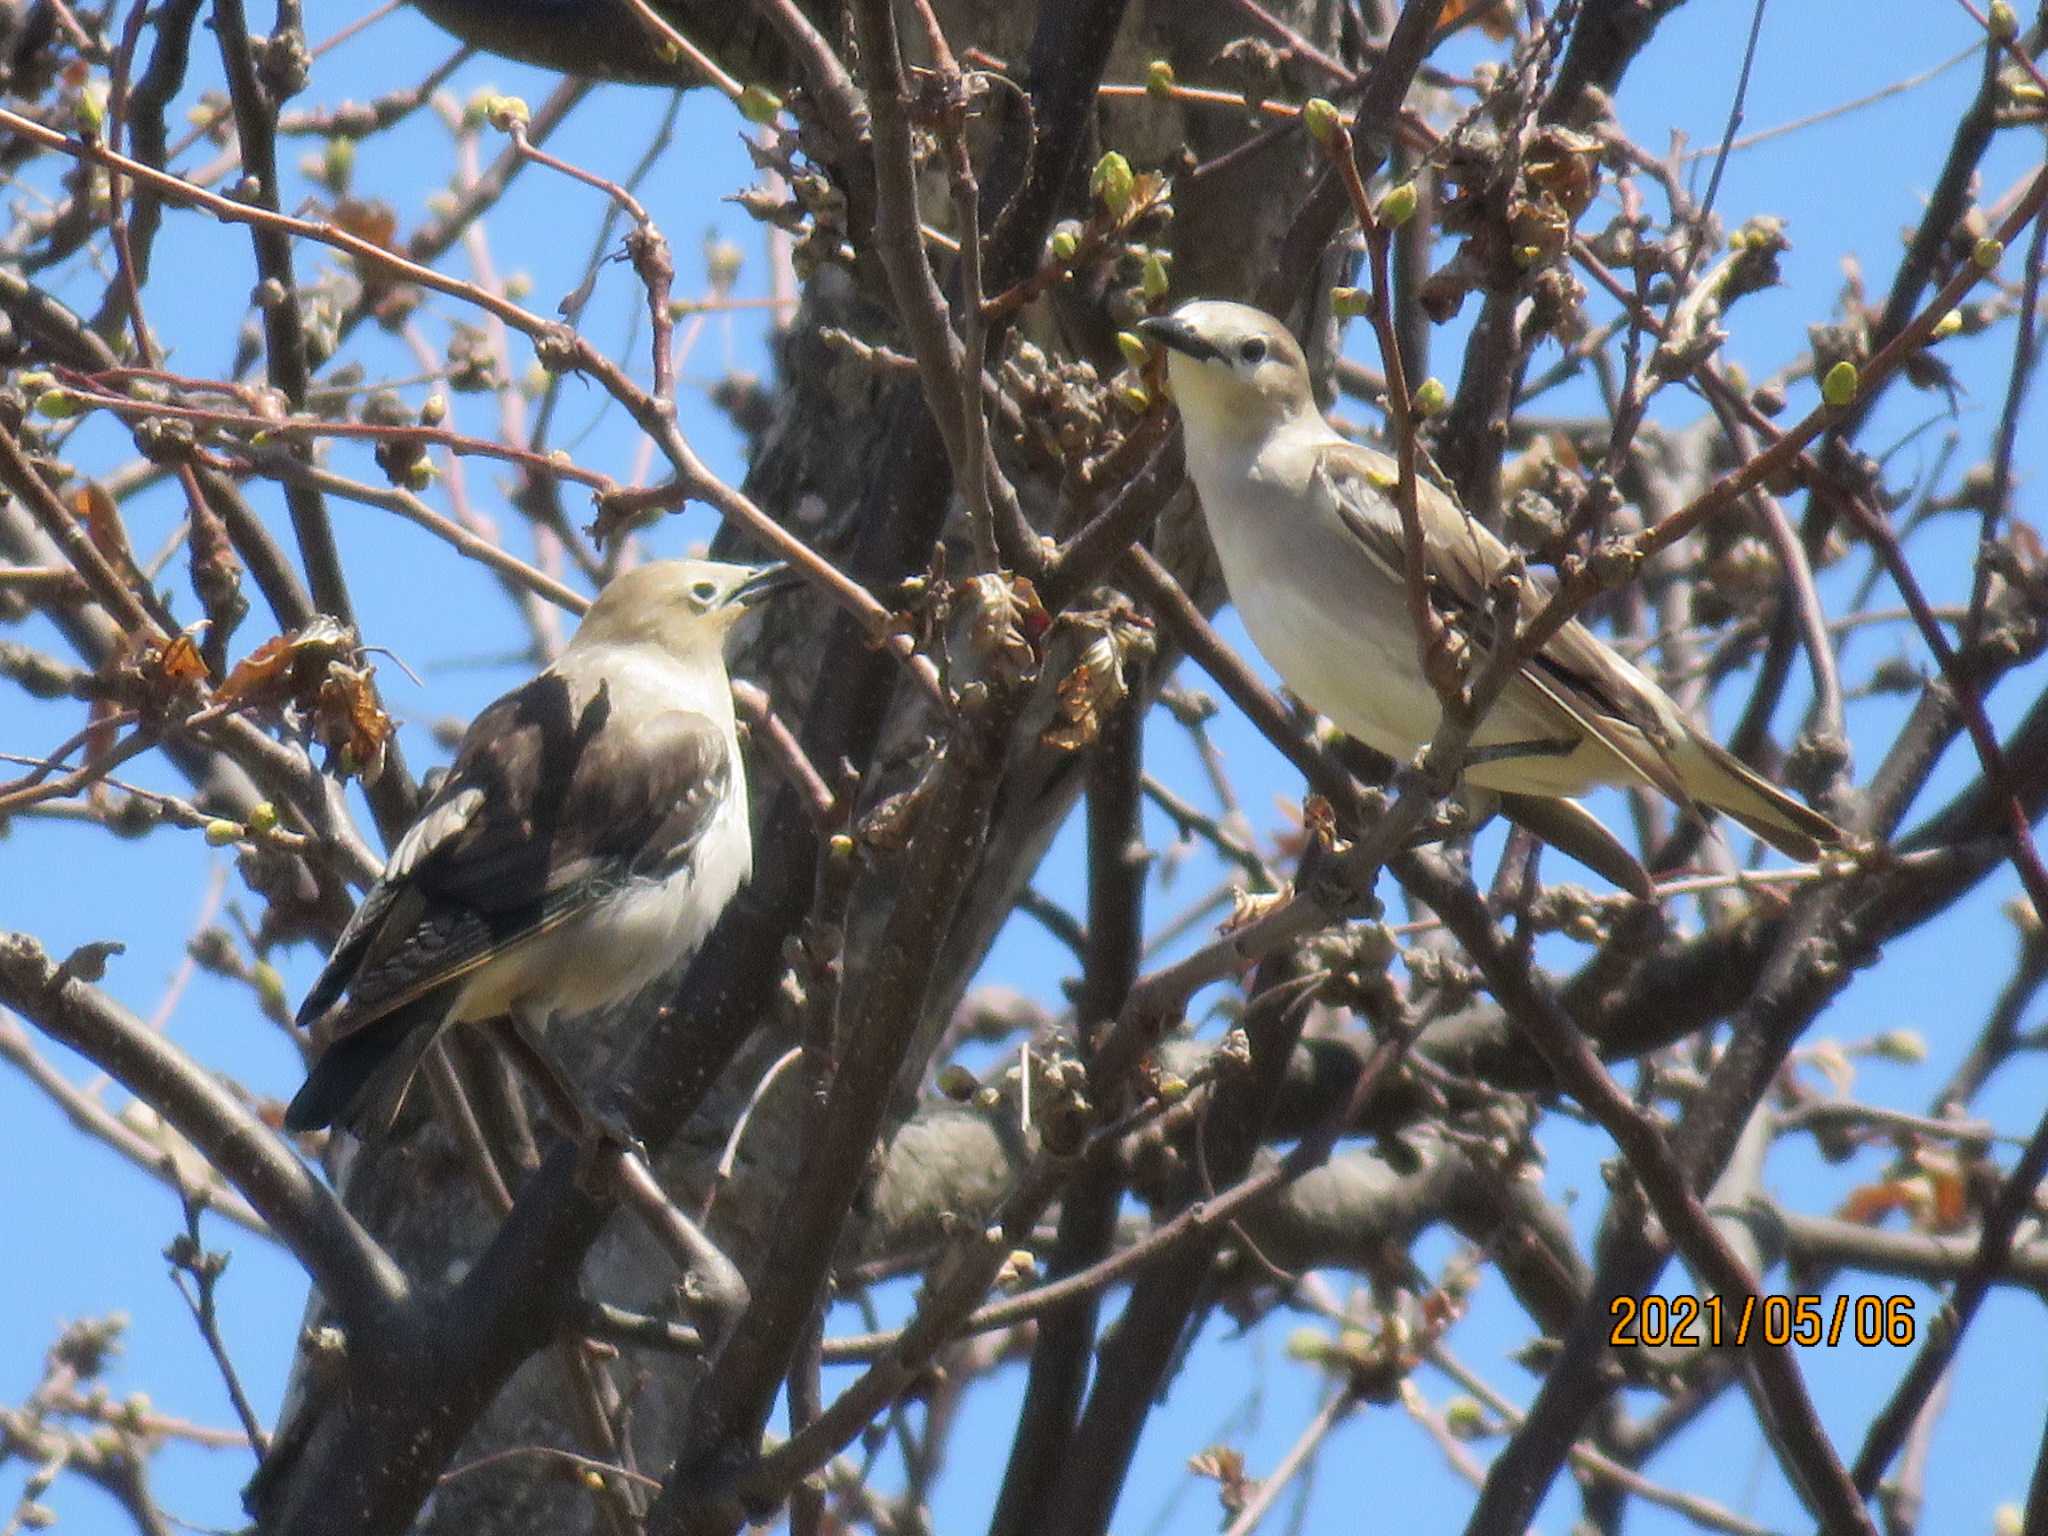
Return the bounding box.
[266,4,1355,1531]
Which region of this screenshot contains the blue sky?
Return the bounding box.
[4,1,2047,1531]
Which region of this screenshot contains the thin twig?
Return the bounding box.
[166,1192,270,1456]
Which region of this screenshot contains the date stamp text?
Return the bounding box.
[1609,1294,1916,1349]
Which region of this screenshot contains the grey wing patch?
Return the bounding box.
[1317,446,1696,802]
[1320,450,1522,643]
[1317,452,1531,651]
[1314,454,1413,589]
[297,671,734,1046]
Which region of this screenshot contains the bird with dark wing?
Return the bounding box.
[285,559,799,1139]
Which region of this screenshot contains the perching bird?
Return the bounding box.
[284,559,799,1138]
[1139,300,1843,887]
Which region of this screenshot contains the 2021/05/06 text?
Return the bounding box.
[1609,1294,1917,1348]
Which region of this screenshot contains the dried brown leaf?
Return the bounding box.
[314,661,391,784]
[332,196,400,253]
[1042,604,1157,751]
[217,617,358,709]
[1837,1179,1916,1226]
[957,573,1049,691]
[1188,1446,1253,1517]
[1523,127,1602,222]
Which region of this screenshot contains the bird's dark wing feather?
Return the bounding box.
[297,670,730,1045]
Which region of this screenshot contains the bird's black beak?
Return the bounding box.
[732,562,804,607]
[1136,315,1222,363]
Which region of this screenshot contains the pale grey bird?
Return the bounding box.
[1139,300,1842,887]
[284,558,799,1138]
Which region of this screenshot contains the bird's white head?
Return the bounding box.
[571,558,801,660]
[1138,300,1318,446]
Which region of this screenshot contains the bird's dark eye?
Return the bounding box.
[690,580,719,605]
[1238,336,1269,365]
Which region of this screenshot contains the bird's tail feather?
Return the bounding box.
[1681,736,1844,862]
[283,989,456,1136]
[1496,792,1655,899]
